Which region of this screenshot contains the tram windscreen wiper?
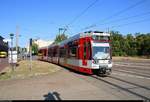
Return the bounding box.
[102,55,110,60]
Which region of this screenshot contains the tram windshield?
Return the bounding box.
[92,46,110,60]
[92,35,110,41]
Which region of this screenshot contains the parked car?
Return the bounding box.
[0,51,7,58]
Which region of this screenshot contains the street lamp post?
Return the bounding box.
[10,33,14,71]
[59,28,67,35]
[59,28,63,35]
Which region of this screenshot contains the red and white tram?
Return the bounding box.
[38,31,112,75]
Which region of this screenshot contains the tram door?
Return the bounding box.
[82,39,91,66]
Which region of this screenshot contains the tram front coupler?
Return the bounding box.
[98,67,106,75]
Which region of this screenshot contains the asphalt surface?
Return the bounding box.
[61,59,150,100]
[0,58,8,72]
[0,58,150,100]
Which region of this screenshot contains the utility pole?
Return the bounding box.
[62,28,67,35]
[59,28,67,35]
[16,26,19,54]
[108,27,112,37]
[29,38,32,71]
[107,27,112,60]
[59,28,63,35]
[108,27,110,34]
[10,33,14,71]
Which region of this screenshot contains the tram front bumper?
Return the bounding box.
[99,64,111,72]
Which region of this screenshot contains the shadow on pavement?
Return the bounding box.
[0,72,6,76]
[44,91,61,100]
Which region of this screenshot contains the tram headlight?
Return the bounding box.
[108,60,112,64]
[92,59,99,64]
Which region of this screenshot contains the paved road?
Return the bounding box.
[0,59,150,100]
[62,59,150,100]
[113,60,150,79]
[0,58,8,72]
[0,68,119,100]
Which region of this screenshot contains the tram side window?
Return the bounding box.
[54,48,59,57]
[38,50,42,56]
[100,36,110,40]
[69,46,77,58]
[60,48,66,57]
[68,41,78,58]
[43,49,47,56]
[53,49,57,57]
[92,35,110,41]
[48,48,52,57]
[41,50,46,56]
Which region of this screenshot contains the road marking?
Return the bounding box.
[112,72,126,76]
[114,69,150,77]
[112,72,150,80]
[126,74,134,77]
[114,69,136,73]
[135,76,144,79]
[114,64,150,69]
[114,62,150,66]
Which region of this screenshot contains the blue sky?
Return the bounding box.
[0,0,150,47]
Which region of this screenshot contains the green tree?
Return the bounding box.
[54,33,68,44]
[110,31,150,57]
[110,31,124,56]
[32,43,38,55]
[135,33,146,55]
[140,33,150,56]
[125,34,137,56]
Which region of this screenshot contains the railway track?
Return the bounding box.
[90,75,150,101]
[113,64,150,71]
[113,69,150,78]
[113,66,150,75]
[113,62,150,76]
[50,61,150,100]
[114,62,150,66]
[70,68,150,101]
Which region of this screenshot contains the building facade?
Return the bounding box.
[0,36,8,52]
[26,39,53,53]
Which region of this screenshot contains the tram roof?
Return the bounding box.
[48,43,59,48]
[38,46,48,50]
[59,31,110,47]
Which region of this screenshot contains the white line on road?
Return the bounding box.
[114,69,136,73]
[114,64,150,69]
[114,62,150,66]
[114,69,150,77]
[126,74,134,77]
[112,72,150,80]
